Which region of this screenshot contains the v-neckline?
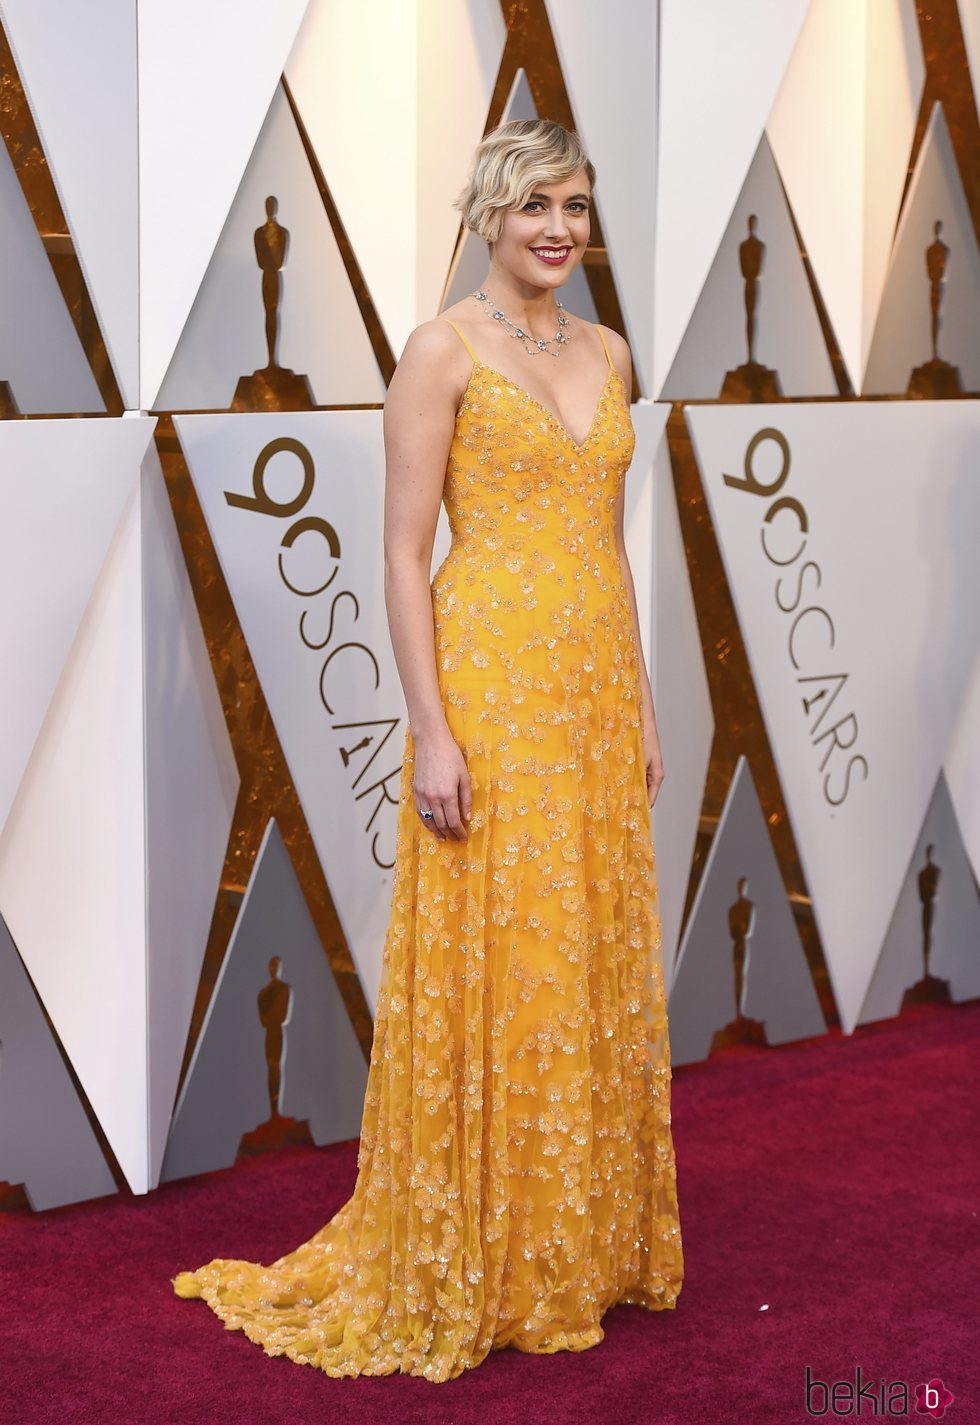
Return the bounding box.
[467,361,623,454]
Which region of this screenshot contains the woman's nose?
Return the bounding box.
[542,211,570,238]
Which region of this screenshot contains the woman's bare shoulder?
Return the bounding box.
[596,323,633,387]
[395,316,472,373]
[399,316,467,365]
[596,322,630,362]
[387,317,471,410]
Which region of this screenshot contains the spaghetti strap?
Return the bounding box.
[595,323,615,372]
[444,320,478,363]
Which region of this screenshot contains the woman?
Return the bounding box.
[172,117,684,1383]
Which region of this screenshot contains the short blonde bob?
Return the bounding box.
[454,118,596,245]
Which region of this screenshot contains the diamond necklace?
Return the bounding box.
[472,289,570,357]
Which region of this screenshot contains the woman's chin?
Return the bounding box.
[520,259,579,288]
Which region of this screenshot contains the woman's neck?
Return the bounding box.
[477,266,562,334]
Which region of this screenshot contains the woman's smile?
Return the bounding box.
[530,245,573,266]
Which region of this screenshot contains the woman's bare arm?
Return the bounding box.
[382,320,473,840]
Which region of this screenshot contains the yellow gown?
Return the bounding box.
[172,318,684,1382]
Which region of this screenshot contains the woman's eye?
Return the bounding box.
[524,200,589,213]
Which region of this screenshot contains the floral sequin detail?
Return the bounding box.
[171,338,684,1382]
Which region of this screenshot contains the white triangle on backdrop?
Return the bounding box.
[137,0,311,408]
[668,756,825,1064]
[767,0,925,391]
[546,0,659,396]
[285,0,417,358]
[0,0,139,408]
[155,82,386,411]
[417,0,505,321]
[162,818,368,1183]
[863,102,980,396]
[653,0,810,398]
[686,399,980,1033]
[0,417,154,835]
[661,132,836,401]
[859,771,980,1025]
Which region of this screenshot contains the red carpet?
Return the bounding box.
[2,999,977,1424]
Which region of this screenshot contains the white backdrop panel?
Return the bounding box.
[137,0,311,407]
[962,0,980,109]
[623,403,671,666]
[176,411,451,1011]
[945,645,980,886]
[768,0,924,391]
[766,0,865,390]
[686,400,980,1033]
[861,0,926,386]
[286,0,416,356]
[141,442,240,1190]
[0,417,154,834]
[0,0,139,407]
[654,0,810,397]
[0,478,147,1191]
[0,426,237,1194]
[646,416,714,983]
[417,0,505,318]
[546,0,659,396]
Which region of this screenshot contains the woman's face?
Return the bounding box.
[492,169,592,289]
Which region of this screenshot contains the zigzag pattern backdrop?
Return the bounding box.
[0,0,977,1210]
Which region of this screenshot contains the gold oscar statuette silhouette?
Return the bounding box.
[238,951,314,1156]
[233,195,316,412]
[340,734,373,767]
[257,955,293,1119]
[907,221,964,398]
[721,214,783,402]
[709,876,768,1052]
[900,845,951,1008]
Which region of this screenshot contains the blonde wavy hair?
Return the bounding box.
[453,118,596,245]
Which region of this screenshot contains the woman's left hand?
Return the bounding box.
[641,708,664,809]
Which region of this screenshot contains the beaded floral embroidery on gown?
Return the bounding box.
[171,319,684,1382]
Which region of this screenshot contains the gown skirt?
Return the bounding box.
[171,320,684,1382]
